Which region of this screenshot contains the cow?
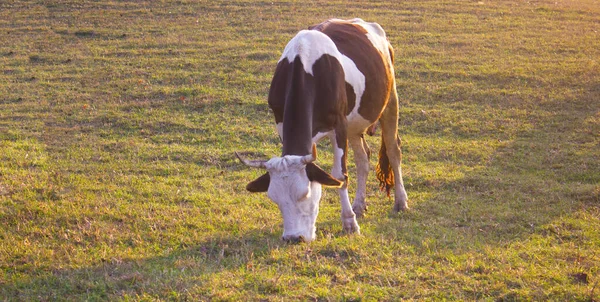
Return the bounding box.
[236,18,408,242]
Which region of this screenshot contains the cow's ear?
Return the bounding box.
[247,172,270,192]
[306,163,343,188]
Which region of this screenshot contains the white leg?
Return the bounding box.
[386,136,408,212]
[328,132,359,234]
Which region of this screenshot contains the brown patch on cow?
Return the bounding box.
[268,59,289,125]
[345,82,356,116]
[312,21,392,124]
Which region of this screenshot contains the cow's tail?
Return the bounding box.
[376,136,394,197]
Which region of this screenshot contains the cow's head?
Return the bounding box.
[236,145,342,242]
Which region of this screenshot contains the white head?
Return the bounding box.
[236,145,342,242]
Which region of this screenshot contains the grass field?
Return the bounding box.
[1,0,599,300]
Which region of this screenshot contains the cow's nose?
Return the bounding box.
[282,235,305,243]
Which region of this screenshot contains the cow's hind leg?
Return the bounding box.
[328,129,360,234]
[378,90,409,212]
[349,134,370,218]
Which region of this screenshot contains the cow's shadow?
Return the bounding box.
[1,229,288,300]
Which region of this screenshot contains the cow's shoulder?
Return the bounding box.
[278,29,342,76]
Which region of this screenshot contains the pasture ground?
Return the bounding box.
[1,0,599,300]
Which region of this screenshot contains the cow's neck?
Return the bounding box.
[282,57,315,157]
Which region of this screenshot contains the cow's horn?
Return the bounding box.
[235,152,266,168]
[301,144,317,164]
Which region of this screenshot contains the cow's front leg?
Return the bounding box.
[328,130,360,234]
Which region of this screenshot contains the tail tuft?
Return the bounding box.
[376,139,394,196]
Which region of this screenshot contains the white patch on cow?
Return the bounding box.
[264,155,321,241]
[351,20,389,54]
[280,30,341,76]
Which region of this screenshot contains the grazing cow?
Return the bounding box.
[236,18,408,242]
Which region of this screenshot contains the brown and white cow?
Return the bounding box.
[236,18,408,242]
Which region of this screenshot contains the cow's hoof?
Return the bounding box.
[352,203,367,218]
[282,235,306,244]
[393,201,409,212]
[342,217,360,234]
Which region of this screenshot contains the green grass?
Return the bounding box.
[1,0,599,300]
